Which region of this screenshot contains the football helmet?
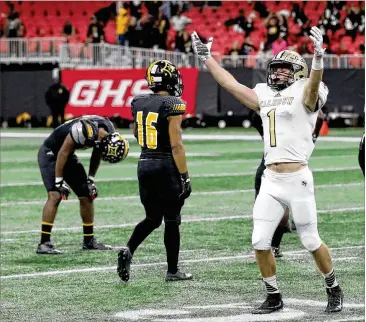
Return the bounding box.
[97,132,129,163]
[146,60,184,97]
[267,50,308,91]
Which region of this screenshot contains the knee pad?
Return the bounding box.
[164,214,181,226]
[300,234,322,252]
[252,229,272,250]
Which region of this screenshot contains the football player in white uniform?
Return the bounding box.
[192,26,343,314]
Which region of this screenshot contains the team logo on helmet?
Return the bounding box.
[267,50,308,90]
[146,60,184,97]
[97,132,129,163]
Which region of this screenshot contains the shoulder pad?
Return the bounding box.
[165,96,186,116]
[70,120,98,146]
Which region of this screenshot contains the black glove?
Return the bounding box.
[179,172,192,200]
[54,178,71,200]
[87,177,98,201]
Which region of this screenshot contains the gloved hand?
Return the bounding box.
[191,31,213,63]
[54,178,71,200]
[312,133,318,144]
[87,177,98,201]
[179,172,192,200]
[309,26,326,58]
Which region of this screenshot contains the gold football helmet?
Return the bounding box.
[267,50,308,90]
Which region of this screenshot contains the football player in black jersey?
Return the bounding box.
[117,60,193,282]
[251,109,325,257]
[37,115,129,254]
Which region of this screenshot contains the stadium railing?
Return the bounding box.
[0,37,67,63]
[1,39,364,69]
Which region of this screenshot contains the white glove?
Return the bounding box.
[191,31,213,62]
[309,26,326,58]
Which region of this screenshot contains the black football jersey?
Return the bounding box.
[43,115,115,154]
[131,94,186,158]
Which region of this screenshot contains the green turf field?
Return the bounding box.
[0,128,365,322]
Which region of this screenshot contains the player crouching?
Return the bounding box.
[37,116,129,254]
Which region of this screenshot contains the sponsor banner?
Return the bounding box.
[62,68,199,120]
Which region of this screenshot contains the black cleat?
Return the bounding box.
[117,247,132,282]
[82,238,112,250]
[272,247,283,258]
[36,241,64,254]
[252,293,284,314]
[325,286,344,313]
[165,269,193,282]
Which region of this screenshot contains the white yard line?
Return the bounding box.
[1,245,363,280]
[0,182,363,207]
[1,132,361,142]
[0,167,359,187]
[1,206,364,235]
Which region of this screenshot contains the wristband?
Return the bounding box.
[55,177,63,183]
[312,56,324,70]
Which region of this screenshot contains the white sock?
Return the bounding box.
[323,269,339,288]
[263,275,279,294]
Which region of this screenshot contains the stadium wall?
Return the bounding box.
[1,65,364,124]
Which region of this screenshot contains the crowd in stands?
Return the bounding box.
[0,1,364,58]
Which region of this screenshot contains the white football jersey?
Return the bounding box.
[253,79,328,165]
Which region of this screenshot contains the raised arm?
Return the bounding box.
[303,26,326,112]
[191,31,260,111]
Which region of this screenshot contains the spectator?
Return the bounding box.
[227,40,241,56]
[175,27,191,53]
[140,14,156,48]
[127,16,141,47]
[192,1,206,14]
[322,2,342,35]
[241,37,256,55]
[297,42,311,55]
[116,7,130,45]
[63,19,75,37]
[264,13,281,49]
[292,3,310,36]
[344,4,365,40]
[5,3,20,38]
[145,1,163,19]
[253,1,269,18]
[153,8,170,49]
[129,1,143,20]
[225,9,254,37]
[87,15,105,65]
[171,9,192,32]
[94,3,116,27]
[171,1,190,16]
[272,33,287,55]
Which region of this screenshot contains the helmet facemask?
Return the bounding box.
[267,61,295,91]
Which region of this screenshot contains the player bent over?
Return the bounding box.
[252,110,326,257]
[192,27,343,313]
[37,115,129,254]
[117,60,193,282]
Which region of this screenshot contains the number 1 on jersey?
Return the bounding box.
[136,111,158,149]
[267,108,277,147]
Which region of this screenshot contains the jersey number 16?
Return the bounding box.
[136,111,158,149]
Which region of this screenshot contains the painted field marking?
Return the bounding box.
[1,132,361,142]
[1,245,363,280]
[0,167,360,187]
[0,182,363,208]
[1,206,364,235]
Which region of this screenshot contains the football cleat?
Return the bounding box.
[325,286,344,313]
[36,241,64,254]
[165,269,193,282]
[117,247,132,282]
[272,247,283,258]
[82,238,112,250]
[252,293,284,314]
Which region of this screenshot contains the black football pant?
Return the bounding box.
[255,156,288,249]
[359,134,365,177]
[127,158,184,274]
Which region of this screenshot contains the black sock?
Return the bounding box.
[271,226,286,248]
[164,223,180,274]
[83,222,94,243]
[40,221,53,244]
[127,218,159,255]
